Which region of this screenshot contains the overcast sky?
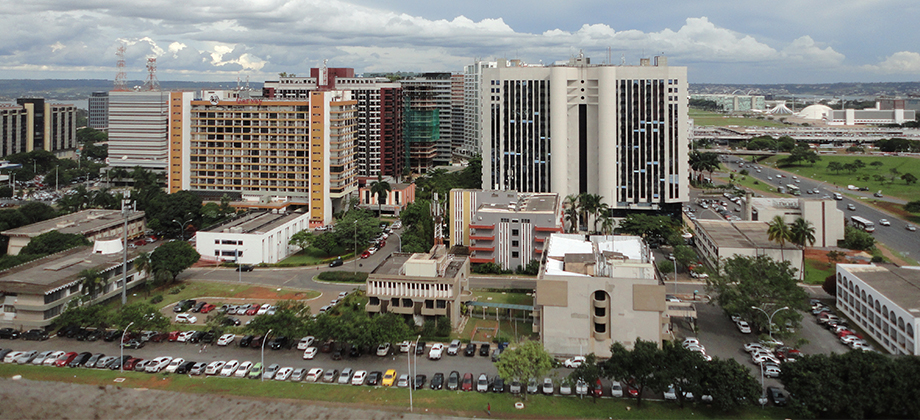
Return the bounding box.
[2,0,918,84]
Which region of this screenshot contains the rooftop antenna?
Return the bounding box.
[432,192,444,246]
[114,43,128,91]
[143,57,159,91]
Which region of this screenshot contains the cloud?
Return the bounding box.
[780,36,845,65]
[863,51,920,74]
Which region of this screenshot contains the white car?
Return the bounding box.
[217,334,235,346]
[42,351,64,366]
[257,305,271,316]
[879,219,891,226]
[145,357,173,373]
[377,343,391,356]
[205,360,226,375]
[428,343,444,360]
[610,382,624,397]
[907,224,917,232]
[398,341,411,353]
[220,360,240,377]
[447,339,461,356]
[306,367,323,382]
[338,368,354,384]
[164,357,185,373]
[564,355,586,368]
[175,313,197,324]
[744,342,765,353]
[274,366,294,381]
[297,336,315,350]
[176,331,195,342]
[664,384,694,400]
[234,361,254,378]
[681,337,701,349]
[764,364,781,378]
[302,347,318,360]
[351,370,368,385]
[736,320,752,334]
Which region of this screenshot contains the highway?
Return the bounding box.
[721,156,920,262]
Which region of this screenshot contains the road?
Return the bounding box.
[718,156,920,262]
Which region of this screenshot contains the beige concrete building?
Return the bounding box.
[747,197,844,248]
[836,264,920,355]
[693,219,804,276]
[536,234,667,357]
[365,245,472,329]
[1,209,146,256]
[0,244,150,329]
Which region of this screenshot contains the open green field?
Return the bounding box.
[278,248,351,266]
[803,258,834,285]
[0,364,793,419]
[689,109,788,128]
[716,174,780,197]
[129,281,319,309]
[761,154,920,201]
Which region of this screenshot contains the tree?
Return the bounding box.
[54,298,111,329]
[698,358,760,411]
[901,172,918,185]
[150,240,200,284]
[617,214,682,246]
[289,230,315,251]
[889,167,901,183]
[18,202,57,224]
[244,300,313,340]
[869,161,884,169]
[673,245,696,273]
[568,353,603,401]
[766,215,791,261]
[603,339,664,407]
[494,341,554,400]
[563,194,580,233]
[77,269,105,300]
[133,252,153,297]
[369,174,391,215]
[111,302,169,331]
[827,161,843,174]
[659,340,707,408]
[843,226,875,250]
[599,214,615,235]
[705,255,808,336]
[789,217,816,249]
[906,200,920,213]
[20,231,90,255]
[826,250,846,263]
[143,190,202,239]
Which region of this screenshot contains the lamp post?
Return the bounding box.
[409,334,421,412]
[120,194,134,305]
[750,305,789,343]
[236,248,242,283]
[392,232,402,253]
[668,254,677,294]
[353,220,358,275]
[172,217,193,242]
[120,321,134,373]
[261,329,273,382]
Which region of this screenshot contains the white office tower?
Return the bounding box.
[107,91,172,170]
[462,60,497,159]
[481,54,688,216]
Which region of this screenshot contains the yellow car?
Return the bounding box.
[381,369,397,387]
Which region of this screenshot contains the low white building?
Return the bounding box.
[836,264,920,355]
[693,219,804,277]
[747,197,845,248]
[535,234,667,357]
[196,210,311,265]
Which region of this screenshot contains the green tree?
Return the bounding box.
[617,214,682,246]
[563,194,580,233]
[869,160,884,169]
[494,341,554,400]
[603,339,664,407]
[827,161,843,174]
[901,172,918,185]
[288,230,315,251]
[77,269,105,301]
[672,245,696,273]
[144,190,202,239]
[789,217,816,249]
[54,299,111,329]
[150,240,200,284]
[906,200,920,213]
[659,340,706,408]
[705,255,807,336]
[18,202,57,224]
[244,300,312,340]
[133,252,153,297]
[20,231,90,255]
[699,358,760,411]
[111,302,169,331]
[843,226,875,250]
[599,214,615,235]
[766,215,791,261]
[369,174,391,215]
[568,353,603,401]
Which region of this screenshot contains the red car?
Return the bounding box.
[133,239,146,246]
[167,331,181,342]
[123,358,143,370]
[245,304,261,316]
[461,373,474,391]
[54,352,78,367]
[200,304,216,314]
[625,380,639,397]
[592,379,604,397]
[360,250,371,259]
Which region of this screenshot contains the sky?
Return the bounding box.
[1,0,918,84]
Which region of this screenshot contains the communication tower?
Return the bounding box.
[143,57,160,91]
[113,44,128,91]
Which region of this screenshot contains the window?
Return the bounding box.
[511,240,519,247]
[594,323,606,333]
[512,229,519,236]
[511,251,519,258]
[368,297,380,305]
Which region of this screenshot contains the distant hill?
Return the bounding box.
[690,81,920,99]
[0,79,263,101]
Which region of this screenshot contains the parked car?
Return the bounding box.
[430,372,444,390]
[767,386,787,406]
[447,339,461,356]
[610,381,624,397]
[351,370,368,385]
[376,343,390,357]
[290,367,307,382]
[338,368,354,384]
[262,363,281,380]
[463,343,476,356]
[736,320,752,334]
[145,356,173,373]
[0,328,20,339]
[220,360,241,377]
[564,355,586,368]
[397,374,410,388]
[510,379,523,395]
[205,361,227,375]
[428,343,444,360]
[322,369,339,383]
[247,363,263,379]
[234,361,254,378]
[15,351,39,365]
[461,373,474,391]
[239,335,254,347]
[382,369,397,387]
[329,258,343,267]
[366,371,381,386]
[492,376,505,393]
[414,374,427,390]
[174,314,197,324]
[479,343,491,357]
[447,371,460,391]
[176,361,197,374]
[305,367,323,382]
[297,336,315,350]
[22,329,49,341]
[274,366,294,381]
[477,373,491,392]
[302,347,318,360]
[164,357,185,373]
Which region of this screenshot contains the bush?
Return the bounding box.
[169,287,182,294]
[842,226,875,250]
[871,255,884,263]
[316,271,368,283]
[150,295,164,304]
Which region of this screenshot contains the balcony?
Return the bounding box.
[469,246,494,252]
[534,226,563,233]
[469,235,494,241]
[534,237,546,243]
[469,257,495,264]
[469,223,494,230]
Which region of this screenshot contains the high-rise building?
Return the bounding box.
[463,60,497,158]
[402,73,454,170]
[262,68,404,181]
[180,91,358,225]
[87,91,109,131]
[481,54,688,216]
[450,74,466,158]
[0,98,76,158]
[107,91,172,170]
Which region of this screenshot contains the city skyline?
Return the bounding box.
[1,1,918,85]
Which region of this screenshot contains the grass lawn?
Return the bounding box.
[0,364,794,419]
[716,174,780,197]
[803,258,834,285]
[870,199,920,224]
[278,248,346,266]
[761,154,920,201]
[472,290,534,306]
[133,281,319,308]
[689,109,788,128]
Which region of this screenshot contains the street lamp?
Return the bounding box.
[750,305,789,343]
[121,194,135,305]
[391,232,402,253]
[172,217,194,242]
[120,321,134,373]
[668,254,677,294]
[353,220,358,275]
[409,334,421,412]
[261,329,273,382]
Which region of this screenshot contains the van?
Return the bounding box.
[833,193,843,200]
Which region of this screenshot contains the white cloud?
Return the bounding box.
[864,51,920,74]
[780,36,845,65]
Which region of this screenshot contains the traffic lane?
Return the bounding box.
[0,337,499,379]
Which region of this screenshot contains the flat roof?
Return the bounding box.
[1,209,145,240]
[477,192,557,214]
[0,243,153,295]
[695,220,794,250]
[370,253,413,276]
[204,210,306,234]
[543,234,648,277]
[841,264,920,313]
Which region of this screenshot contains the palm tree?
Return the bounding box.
[766,215,792,261]
[789,217,816,249]
[78,269,104,301]
[600,214,616,235]
[133,252,153,297]
[593,199,609,233]
[369,174,392,216]
[563,194,580,233]
[577,192,591,232]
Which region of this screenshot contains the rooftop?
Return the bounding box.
[477,192,558,214]
[1,209,145,240]
[695,220,795,250]
[840,264,920,315]
[542,234,650,278]
[205,210,307,235]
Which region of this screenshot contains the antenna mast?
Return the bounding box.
[143,57,159,91]
[114,44,128,91]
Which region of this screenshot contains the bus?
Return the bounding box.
[786,184,801,196]
[851,216,875,233]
